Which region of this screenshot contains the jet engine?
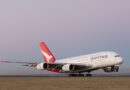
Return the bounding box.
[36,63,44,70]
[103,66,119,72]
[62,64,75,72]
[36,63,58,70]
[36,63,50,70]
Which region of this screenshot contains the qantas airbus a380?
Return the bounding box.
[1,42,123,76]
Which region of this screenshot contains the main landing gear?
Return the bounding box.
[68,72,92,77]
[84,73,92,77]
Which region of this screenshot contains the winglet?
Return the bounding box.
[0,60,6,64]
[39,42,56,63]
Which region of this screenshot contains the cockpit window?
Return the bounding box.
[115,55,120,57]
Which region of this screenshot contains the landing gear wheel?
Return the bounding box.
[85,74,92,77]
[116,66,119,72]
[68,73,84,77]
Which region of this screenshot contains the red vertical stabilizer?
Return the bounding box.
[39,42,56,63]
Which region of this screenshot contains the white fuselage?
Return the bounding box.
[55,51,123,70]
[36,51,123,73]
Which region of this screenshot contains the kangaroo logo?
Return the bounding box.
[41,49,53,62]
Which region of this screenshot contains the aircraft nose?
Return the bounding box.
[118,57,123,64]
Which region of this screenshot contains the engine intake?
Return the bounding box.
[36,63,49,70]
[62,64,75,72]
[43,63,48,69]
[103,66,119,72]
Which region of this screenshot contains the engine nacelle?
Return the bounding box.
[36,63,50,70]
[103,66,119,72]
[62,64,75,72]
[36,63,44,70]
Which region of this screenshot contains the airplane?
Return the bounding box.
[0,42,123,76]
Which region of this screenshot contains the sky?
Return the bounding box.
[0,0,130,75]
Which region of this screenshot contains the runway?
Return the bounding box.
[0,77,129,90]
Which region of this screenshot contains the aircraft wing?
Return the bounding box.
[44,62,93,73]
[0,60,38,67]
